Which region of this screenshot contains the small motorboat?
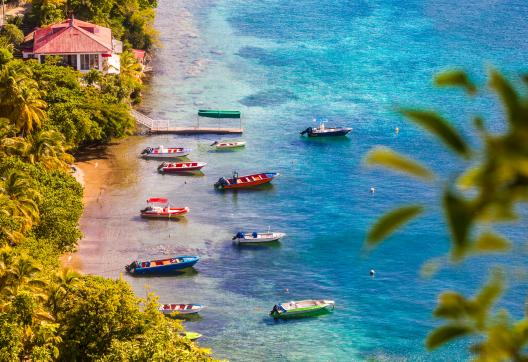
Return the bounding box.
[232,230,286,244]
[125,256,200,275]
[270,300,335,319]
[182,331,202,341]
[158,161,207,174]
[159,303,205,315]
[300,120,351,137]
[211,140,246,150]
[140,198,189,218]
[214,171,279,190]
[141,145,191,159]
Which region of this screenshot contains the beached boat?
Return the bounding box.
[125,256,200,275]
[158,161,207,174]
[141,145,191,159]
[211,140,246,149]
[159,303,205,315]
[232,231,286,244]
[214,171,279,190]
[140,198,189,218]
[270,300,335,319]
[300,121,351,137]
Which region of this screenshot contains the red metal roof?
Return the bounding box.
[32,18,113,54]
[132,49,146,59]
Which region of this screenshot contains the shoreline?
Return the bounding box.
[61,147,115,272]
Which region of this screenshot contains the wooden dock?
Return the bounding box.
[131,109,243,135]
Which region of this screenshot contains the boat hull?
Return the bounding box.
[223,178,272,189]
[214,142,246,150]
[142,153,189,159]
[235,232,286,244]
[215,172,279,190]
[270,300,335,319]
[307,129,351,137]
[140,210,189,218]
[159,165,205,173]
[271,306,333,319]
[127,257,199,275]
[159,304,205,315]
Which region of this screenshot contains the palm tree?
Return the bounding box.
[120,50,143,82]
[13,86,47,135]
[0,60,31,114]
[48,268,79,317]
[0,60,47,135]
[0,169,41,232]
[29,129,74,169]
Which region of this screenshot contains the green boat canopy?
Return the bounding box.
[198,110,241,119]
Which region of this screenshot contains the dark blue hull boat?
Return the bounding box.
[125,256,199,275]
[300,123,352,137]
[303,128,351,137]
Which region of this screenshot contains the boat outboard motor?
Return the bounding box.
[232,231,245,240]
[158,162,168,171]
[215,177,229,189]
[141,147,153,154]
[300,127,312,135]
[210,141,218,146]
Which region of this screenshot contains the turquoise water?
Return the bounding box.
[83,1,528,360]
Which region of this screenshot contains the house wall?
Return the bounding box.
[22,52,119,74]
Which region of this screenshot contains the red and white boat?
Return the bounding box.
[158,161,207,174]
[214,171,279,190]
[140,198,189,218]
[141,145,191,159]
[158,303,205,315]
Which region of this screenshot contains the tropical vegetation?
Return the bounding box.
[0,6,215,361]
[29,0,159,51]
[364,69,528,360]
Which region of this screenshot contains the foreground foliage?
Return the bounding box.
[364,69,528,360]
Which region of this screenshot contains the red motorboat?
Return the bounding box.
[140,198,189,218]
[158,161,207,174]
[214,171,279,190]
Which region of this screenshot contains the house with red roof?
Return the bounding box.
[21,17,123,74]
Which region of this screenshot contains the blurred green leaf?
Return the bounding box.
[443,189,474,261]
[366,205,423,247]
[457,167,481,190]
[426,324,473,350]
[365,147,436,181]
[489,69,523,128]
[475,270,504,315]
[434,291,471,320]
[473,233,511,254]
[435,70,477,95]
[400,109,470,158]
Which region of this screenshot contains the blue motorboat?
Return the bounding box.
[125,256,199,275]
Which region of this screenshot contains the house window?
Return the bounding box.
[61,55,77,69]
[80,54,99,71]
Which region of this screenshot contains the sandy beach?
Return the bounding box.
[60,146,116,271]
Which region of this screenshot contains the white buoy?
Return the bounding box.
[395,127,400,134]
[370,187,376,194]
[370,269,375,277]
